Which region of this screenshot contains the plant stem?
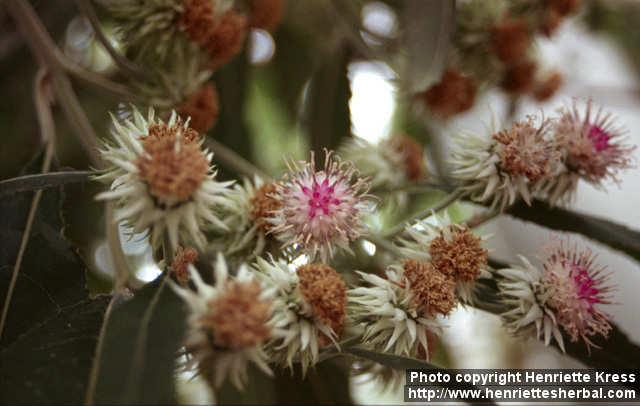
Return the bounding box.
[383,189,466,238]
[73,0,145,81]
[362,234,401,257]
[205,137,271,180]
[465,209,500,228]
[0,69,55,341]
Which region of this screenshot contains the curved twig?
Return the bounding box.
[0,170,91,197]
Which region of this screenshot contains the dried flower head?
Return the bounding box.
[533,71,563,101]
[207,177,275,262]
[451,115,560,211]
[490,18,531,63]
[402,260,457,316]
[498,242,613,352]
[546,0,581,17]
[418,68,477,118]
[501,60,537,94]
[205,10,248,68]
[249,181,281,233]
[171,254,276,389]
[171,246,199,284]
[254,258,346,374]
[388,134,426,182]
[178,0,217,46]
[178,83,219,133]
[95,108,234,249]
[396,212,489,303]
[249,0,286,31]
[349,268,443,359]
[268,151,372,262]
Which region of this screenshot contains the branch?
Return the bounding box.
[73,0,145,80]
[205,137,271,180]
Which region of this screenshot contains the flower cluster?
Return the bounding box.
[417,0,581,118]
[396,213,490,304]
[254,258,347,374]
[451,100,634,209]
[498,242,613,352]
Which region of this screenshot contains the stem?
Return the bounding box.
[0,69,55,341]
[383,189,466,238]
[362,234,401,257]
[205,138,271,180]
[73,0,145,80]
[84,295,118,406]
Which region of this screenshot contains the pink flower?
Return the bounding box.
[555,100,634,185]
[543,242,614,351]
[269,151,372,261]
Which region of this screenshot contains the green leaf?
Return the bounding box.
[0,296,110,404]
[507,199,640,263]
[0,170,91,197]
[0,156,109,404]
[90,276,187,405]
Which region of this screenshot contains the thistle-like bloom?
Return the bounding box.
[451,115,560,210]
[178,83,220,133]
[104,0,246,67]
[208,177,280,262]
[339,135,425,204]
[170,246,198,285]
[396,213,489,303]
[543,100,635,204]
[498,243,613,352]
[268,151,372,262]
[171,254,275,389]
[254,258,347,374]
[95,108,234,250]
[416,68,477,118]
[349,262,453,359]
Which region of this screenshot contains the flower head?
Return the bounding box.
[171,246,199,285]
[490,18,531,63]
[207,177,277,263]
[171,254,275,389]
[178,83,219,133]
[416,68,477,118]
[249,0,286,31]
[533,71,563,102]
[501,60,537,94]
[543,100,635,204]
[396,212,489,303]
[348,266,445,360]
[339,135,425,205]
[95,108,234,249]
[498,242,613,352]
[254,258,346,374]
[268,151,372,262]
[451,115,560,210]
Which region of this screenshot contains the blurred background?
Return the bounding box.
[1,0,639,403]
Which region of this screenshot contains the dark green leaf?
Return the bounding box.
[508,199,640,263]
[0,154,110,404]
[0,296,110,404]
[346,347,439,371]
[90,276,187,405]
[216,359,353,405]
[0,170,91,197]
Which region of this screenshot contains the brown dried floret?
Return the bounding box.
[137,124,208,205]
[428,226,487,282]
[418,68,476,118]
[490,18,531,63]
[171,246,199,284]
[403,259,457,316]
[389,134,426,181]
[533,71,563,101]
[249,0,285,31]
[205,10,248,68]
[178,83,220,134]
[501,60,537,94]
[202,281,272,349]
[297,264,347,342]
[178,0,216,45]
[249,182,281,232]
